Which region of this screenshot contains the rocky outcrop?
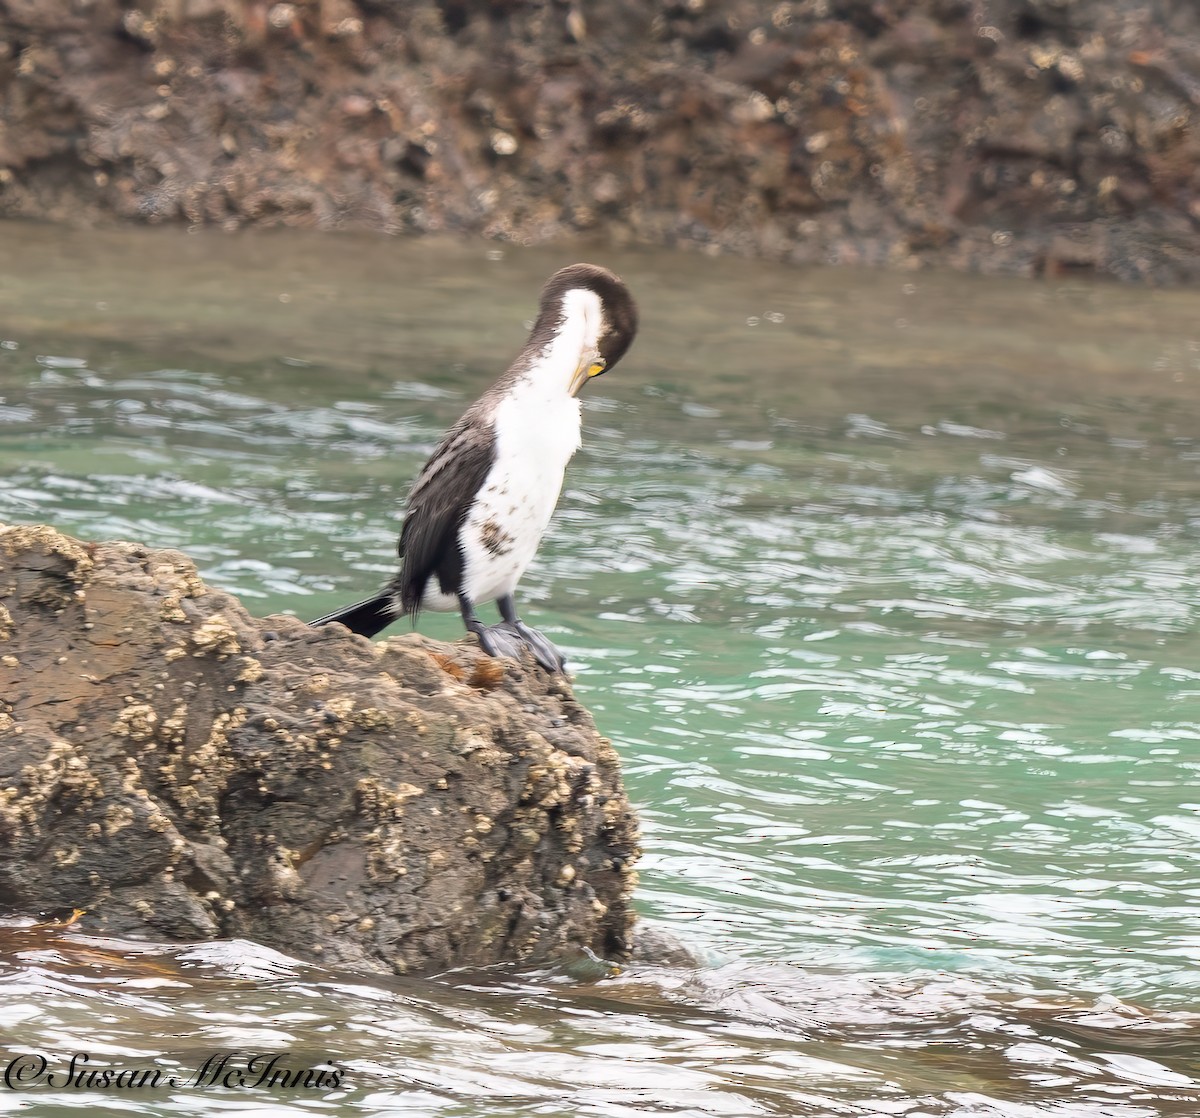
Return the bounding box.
[0,0,1197,283]
[0,522,640,975]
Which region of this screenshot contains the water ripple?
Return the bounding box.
[4,233,1200,1115]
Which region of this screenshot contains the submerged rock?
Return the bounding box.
[0,523,640,975]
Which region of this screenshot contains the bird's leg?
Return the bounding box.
[497,594,567,673]
[459,594,525,662]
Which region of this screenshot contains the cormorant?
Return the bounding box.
[311,263,638,672]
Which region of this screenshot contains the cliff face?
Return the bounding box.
[0,523,640,975]
[0,0,1196,284]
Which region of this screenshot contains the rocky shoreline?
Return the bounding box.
[0,523,640,975]
[1,0,1197,284]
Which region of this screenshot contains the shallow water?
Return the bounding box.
[1,225,1198,1115]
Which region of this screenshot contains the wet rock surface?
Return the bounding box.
[0,0,1197,283]
[0,522,640,975]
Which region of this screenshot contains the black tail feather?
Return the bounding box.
[310,594,398,638]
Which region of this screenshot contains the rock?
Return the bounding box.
[0,522,640,976]
[0,0,1197,283]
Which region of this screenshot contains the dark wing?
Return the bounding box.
[396,406,497,617]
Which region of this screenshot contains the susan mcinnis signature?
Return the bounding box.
[3,1051,344,1091]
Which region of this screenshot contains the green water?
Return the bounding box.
[1,225,1198,1115]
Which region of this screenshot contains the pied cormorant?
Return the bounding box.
[311,263,638,672]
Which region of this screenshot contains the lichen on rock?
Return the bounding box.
[0,522,641,974]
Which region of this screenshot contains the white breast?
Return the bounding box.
[422,385,581,611]
[422,284,602,612]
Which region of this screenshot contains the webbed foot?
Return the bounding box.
[461,594,568,673]
[465,619,524,662]
[464,619,566,672]
[514,620,567,673]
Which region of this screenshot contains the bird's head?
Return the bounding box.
[529,264,639,397]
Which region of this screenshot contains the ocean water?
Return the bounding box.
[0,226,1198,1116]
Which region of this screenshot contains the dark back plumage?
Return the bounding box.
[396,405,497,616]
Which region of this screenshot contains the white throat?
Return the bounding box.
[526,287,604,398]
